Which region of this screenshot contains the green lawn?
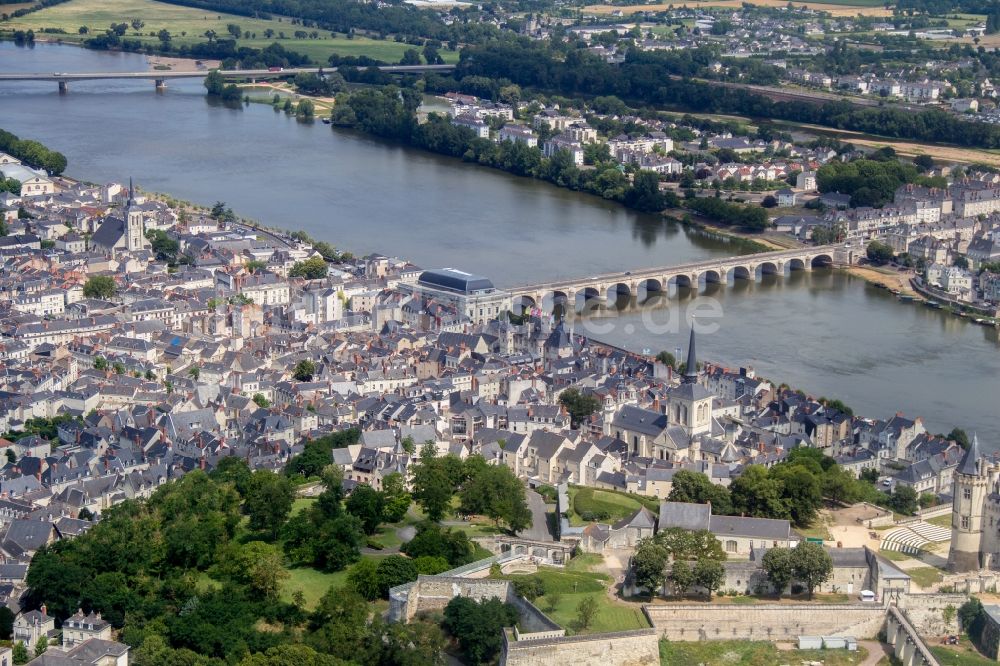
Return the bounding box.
[290,497,316,517]
[879,549,915,562]
[931,638,998,666]
[929,514,953,528]
[907,566,944,589]
[280,566,349,610]
[568,486,658,526]
[659,640,869,666]
[505,563,647,635]
[0,0,459,64]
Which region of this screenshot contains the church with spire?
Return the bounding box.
[948,434,1000,572]
[607,325,725,462]
[91,178,152,258]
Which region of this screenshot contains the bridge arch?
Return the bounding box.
[512,294,536,315]
[698,270,723,291]
[755,262,780,280]
[638,278,663,301]
[810,254,833,268]
[576,286,603,311]
[606,282,632,308]
[727,265,752,283]
[787,257,807,273]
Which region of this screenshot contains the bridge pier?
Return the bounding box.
[58,81,67,94]
[155,79,166,91]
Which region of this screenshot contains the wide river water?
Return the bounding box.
[2,42,999,443]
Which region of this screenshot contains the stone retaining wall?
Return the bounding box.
[501,628,659,666]
[643,603,887,641]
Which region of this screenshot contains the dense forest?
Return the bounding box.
[451,38,1000,150]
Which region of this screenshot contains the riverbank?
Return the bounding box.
[845,264,922,299]
[671,213,799,252]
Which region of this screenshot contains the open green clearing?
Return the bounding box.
[907,566,944,589]
[504,560,649,635]
[931,638,998,666]
[568,485,658,526]
[929,514,953,528]
[0,0,458,63]
[280,566,350,609]
[659,639,869,666]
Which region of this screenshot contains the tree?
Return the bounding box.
[375,555,418,598]
[459,459,531,533]
[401,522,474,567]
[346,484,384,535]
[400,48,422,65]
[410,446,459,522]
[761,195,778,208]
[730,465,788,520]
[771,464,822,527]
[442,597,517,664]
[381,472,412,524]
[668,560,694,596]
[544,592,561,613]
[224,541,288,599]
[632,538,669,595]
[558,388,601,428]
[244,470,295,538]
[790,541,833,597]
[575,596,599,629]
[866,241,894,265]
[822,464,859,505]
[947,428,970,449]
[0,606,12,640]
[667,470,734,516]
[692,559,724,597]
[761,547,794,596]
[656,350,676,368]
[83,275,116,299]
[289,256,328,280]
[347,558,381,600]
[293,360,316,382]
[12,642,27,665]
[227,23,242,39]
[33,636,47,658]
[888,485,918,515]
[252,393,270,408]
[93,356,109,371]
[211,456,253,496]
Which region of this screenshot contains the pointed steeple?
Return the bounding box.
[127,177,134,206]
[682,324,698,385]
[958,432,982,476]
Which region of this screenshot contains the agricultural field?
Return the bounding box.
[659,639,870,666]
[0,0,459,64]
[584,0,893,17]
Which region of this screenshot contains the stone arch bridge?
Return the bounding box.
[510,244,856,313]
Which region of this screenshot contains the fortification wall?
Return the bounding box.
[898,593,968,636]
[643,603,886,641]
[501,628,659,666]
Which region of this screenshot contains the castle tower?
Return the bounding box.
[949,434,988,572]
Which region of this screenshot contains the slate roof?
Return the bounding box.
[657,500,711,532]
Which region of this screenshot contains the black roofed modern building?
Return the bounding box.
[401,268,511,325]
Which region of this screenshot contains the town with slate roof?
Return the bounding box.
[0,170,992,665]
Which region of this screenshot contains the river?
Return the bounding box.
[2,41,999,443]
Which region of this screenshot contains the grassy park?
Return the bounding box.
[0,0,459,63]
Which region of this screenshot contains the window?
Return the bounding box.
[962,516,970,529]
[726,540,737,553]
[964,488,972,500]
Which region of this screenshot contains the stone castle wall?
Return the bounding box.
[501,628,659,666]
[898,593,968,636]
[643,603,887,641]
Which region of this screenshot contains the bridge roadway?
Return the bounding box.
[0,64,455,90]
[508,243,857,309]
